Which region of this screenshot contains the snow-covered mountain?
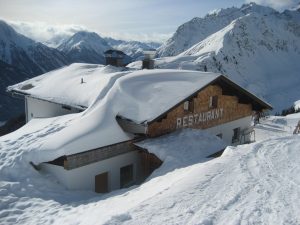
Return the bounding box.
[0,20,71,121]
[153,3,300,112]
[0,20,69,76]
[43,33,71,48]
[157,3,276,57]
[58,31,112,64]
[105,37,160,61]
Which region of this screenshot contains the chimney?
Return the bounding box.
[142,50,156,69]
[104,49,126,67]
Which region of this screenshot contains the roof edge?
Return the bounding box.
[8,89,87,111]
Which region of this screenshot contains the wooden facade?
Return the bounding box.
[139,150,163,177]
[147,84,252,137]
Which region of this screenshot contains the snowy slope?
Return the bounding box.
[1,109,300,224]
[0,20,69,75]
[58,31,112,64]
[157,3,276,57]
[152,6,300,112]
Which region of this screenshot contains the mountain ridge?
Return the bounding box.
[157,2,277,57]
[154,4,300,112]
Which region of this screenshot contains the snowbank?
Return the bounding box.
[136,128,226,170]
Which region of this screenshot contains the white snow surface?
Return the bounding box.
[1,109,300,224]
[8,65,221,160]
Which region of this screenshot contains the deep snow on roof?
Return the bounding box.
[9,64,222,159]
[8,63,221,112]
[8,63,128,108]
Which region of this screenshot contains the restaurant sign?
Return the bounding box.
[176,108,224,128]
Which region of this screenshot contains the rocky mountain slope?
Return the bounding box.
[0,20,69,75]
[154,3,300,112]
[0,60,30,121]
[0,20,70,121]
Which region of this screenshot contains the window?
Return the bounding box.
[184,99,194,112]
[209,96,218,109]
[216,133,223,139]
[232,127,240,143]
[120,164,134,188]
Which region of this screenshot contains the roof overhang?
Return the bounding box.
[8,89,87,111]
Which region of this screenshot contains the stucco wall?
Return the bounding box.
[25,96,82,122]
[41,151,142,191]
[204,116,253,145]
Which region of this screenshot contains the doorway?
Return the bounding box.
[95,172,109,193]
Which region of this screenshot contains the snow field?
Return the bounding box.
[0,113,300,224]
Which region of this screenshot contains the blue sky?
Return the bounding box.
[0,0,298,42]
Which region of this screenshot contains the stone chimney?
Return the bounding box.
[142,50,156,69]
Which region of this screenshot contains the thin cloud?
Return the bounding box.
[6,20,170,44]
[245,0,299,10]
[8,20,86,43]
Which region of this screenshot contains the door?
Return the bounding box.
[120,164,134,188]
[95,172,108,193]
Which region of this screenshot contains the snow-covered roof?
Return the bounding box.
[8,63,222,119]
[8,63,128,109]
[8,63,271,159]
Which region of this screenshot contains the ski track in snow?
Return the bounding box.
[0,114,300,225]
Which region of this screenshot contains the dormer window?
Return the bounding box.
[184,99,194,112]
[209,96,218,109]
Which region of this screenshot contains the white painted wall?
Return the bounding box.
[25,96,82,122]
[41,151,142,192]
[204,116,253,145]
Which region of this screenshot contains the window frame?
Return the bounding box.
[183,99,194,112]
